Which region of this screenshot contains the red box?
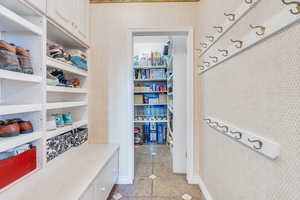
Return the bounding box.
[0,147,37,189]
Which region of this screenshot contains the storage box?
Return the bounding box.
[134,95,144,104]
[0,147,36,189]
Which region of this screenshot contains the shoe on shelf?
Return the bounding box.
[48,43,72,65]
[62,113,73,125]
[15,46,34,74]
[6,118,34,134]
[0,120,20,137]
[69,78,80,88]
[0,40,22,73]
[47,71,60,86]
[53,114,65,127]
[50,69,73,87]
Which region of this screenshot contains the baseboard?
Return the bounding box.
[198,176,213,200]
[117,176,133,184]
[187,175,201,184]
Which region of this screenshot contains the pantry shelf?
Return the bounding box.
[46,120,88,139]
[0,69,42,83]
[46,57,88,77]
[134,79,167,82]
[0,104,42,115]
[134,91,167,94]
[46,101,87,110]
[134,104,167,106]
[0,132,42,152]
[46,86,88,94]
[0,4,42,35]
[134,120,168,123]
[134,65,167,70]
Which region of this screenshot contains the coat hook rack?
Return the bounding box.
[200,42,208,48]
[206,35,215,42]
[203,116,280,160]
[197,64,205,70]
[209,56,218,63]
[224,13,236,21]
[245,0,253,4]
[281,0,300,15]
[249,24,266,36]
[204,61,210,67]
[230,39,243,48]
[217,49,229,57]
[213,26,223,33]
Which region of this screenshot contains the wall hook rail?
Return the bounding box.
[281,0,300,15]
[245,0,253,4]
[224,13,236,21]
[209,56,218,63]
[213,26,223,33]
[203,116,280,160]
[218,49,229,57]
[204,61,210,67]
[206,35,215,42]
[200,42,208,48]
[249,24,266,36]
[197,64,205,70]
[230,39,243,48]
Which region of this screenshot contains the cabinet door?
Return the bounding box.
[47,0,73,32]
[25,0,46,13]
[77,0,89,44]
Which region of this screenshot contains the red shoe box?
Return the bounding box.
[0,147,37,189]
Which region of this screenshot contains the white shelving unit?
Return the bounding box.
[134,104,167,106]
[134,78,167,82]
[134,120,168,123]
[134,91,167,94]
[133,65,167,70]
[0,1,89,191]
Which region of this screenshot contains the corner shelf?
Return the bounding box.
[46,57,88,77]
[0,104,42,115]
[0,4,42,35]
[0,69,42,83]
[0,132,42,152]
[46,120,88,139]
[46,101,88,110]
[46,86,88,94]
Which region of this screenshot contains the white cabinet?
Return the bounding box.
[46,0,89,45]
[80,150,119,200]
[25,0,46,13]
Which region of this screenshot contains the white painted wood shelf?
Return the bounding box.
[46,120,88,139]
[133,65,167,69]
[0,132,42,152]
[134,79,167,82]
[46,57,88,77]
[46,101,87,110]
[134,104,167,106]
[134,91,167,94]
[0,104,42,115]
[46,86,88,94]
[0,4,42,35]
[0,69,42,83]
[134,120,168,123]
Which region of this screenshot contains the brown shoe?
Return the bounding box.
[6,118,33,134]
[15,46,34,74]
[0,41,21,72]
[0,120,20,137]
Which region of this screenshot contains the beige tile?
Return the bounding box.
[135,162,153,177]
[153,162,175,178]
[114,178,152,197]
[153,177,202,198]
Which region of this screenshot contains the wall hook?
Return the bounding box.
[224,13,236,21]
[204,61,210,67]
[230,131,242,140]
[245,0,253,4]
[281,0,300,15]
[217,124,229,133]
[200,42,208,48]
[230,39,243,48]
[203,118,212,123]
[209,56,218,63]
[249,24,266,36]
[197,64,205,70]
[206,35,215,42]
[213,26,223,33]
[218,49,229,57]
[248,138,263,150]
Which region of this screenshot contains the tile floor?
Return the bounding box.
[108,144,203,200]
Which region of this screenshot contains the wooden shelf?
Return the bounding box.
[134,120,168,123]
[0,132,42,152]
[47,57,88,77]
[0,4,42,35]
[46,120,88,139]
[134,104,167,106]
[0,104,42,115]
[134,79,167,82]
[47,86,88,94]
[133,65,167,70]
[0,69,42,83]
[47,101,87,110]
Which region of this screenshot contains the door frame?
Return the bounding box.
[127,27,194,184]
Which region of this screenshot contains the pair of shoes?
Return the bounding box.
[52,113,73,127]
[66,49,88,70]
[50,69,73,87]
[47,71,60,86]
[0,119,33,137]
[48,43,72,65]
[68,78,80,88]
[0,40,33,74]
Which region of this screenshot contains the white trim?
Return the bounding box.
[187,175,200,184]
[127,27,194,183]
[198,176,214,200]
[117,176,133,184]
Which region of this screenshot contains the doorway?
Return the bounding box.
[127,28,194,184]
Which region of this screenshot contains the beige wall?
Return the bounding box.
[196,0,300,199]
[89,2,200,180]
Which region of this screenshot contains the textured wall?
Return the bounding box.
[196,0,300,199]
[89,2,200,181]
